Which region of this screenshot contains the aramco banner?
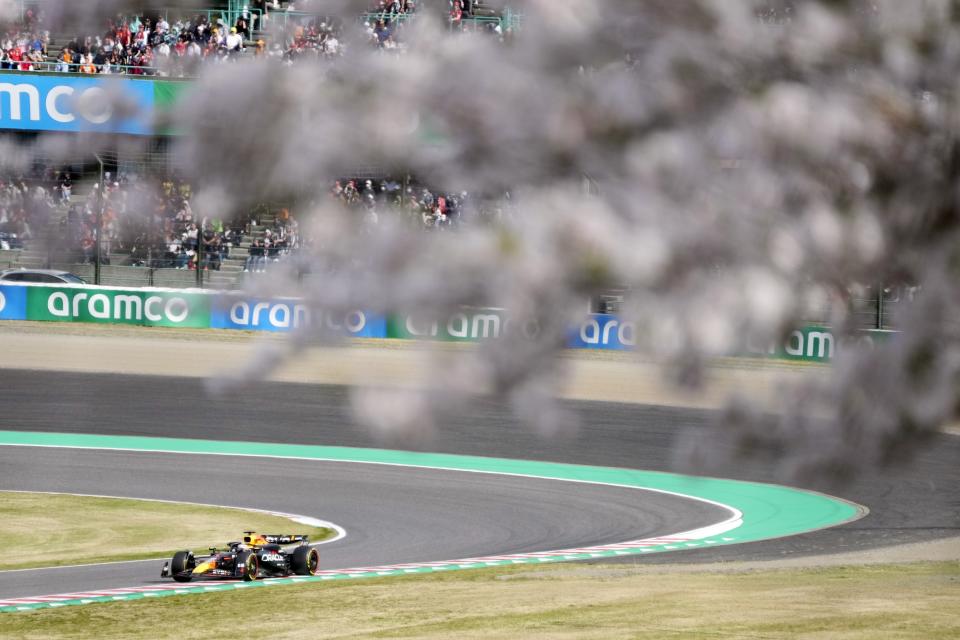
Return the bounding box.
[0,73,186,135]
[744,325,893,362]
[0,282,888,361]
[25,285,211,328]
[209,295,386,337]
[0,284,27,321]
[385,309,637,350]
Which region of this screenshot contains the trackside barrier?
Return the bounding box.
[0,283,893,361]
[209,294,386,337]
[0,283,382,338]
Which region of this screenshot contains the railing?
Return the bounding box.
[0,60,202,77]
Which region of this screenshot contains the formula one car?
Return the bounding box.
[161,531,320,582]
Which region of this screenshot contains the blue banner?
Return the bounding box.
[0,284,27,320]
[210,295,387,337]
[0,73,154,134]
[568,314,636,350]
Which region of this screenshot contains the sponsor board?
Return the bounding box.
[386,308,541,342]
[569,314,636,350]
[0,283,890,361]
[25,286,211,328]
[0,285,27,321]
[0,73,157,134]
[210,296,386,337]
[388,309,636,350]
[744,326,893,364]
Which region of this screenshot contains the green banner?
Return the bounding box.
[25,286,211,328]
[152,80,188,108]
[387,308,515,342]
[745,326,894,364]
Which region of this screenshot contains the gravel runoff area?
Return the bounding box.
[1,320,957,571]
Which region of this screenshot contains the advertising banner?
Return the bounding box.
[568,314,636,350]
[210,295,386,337]
[0,73,182,135]
[0,283,893,362]
[387,309,636,350]
[0,284,27,321]
[25,285,211,328]
[387,308,515,342]
[744,325,893,364]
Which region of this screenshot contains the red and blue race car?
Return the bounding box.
[161,531,320,582]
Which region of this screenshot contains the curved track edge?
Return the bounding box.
[0,431,865,613]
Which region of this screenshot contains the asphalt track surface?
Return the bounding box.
[0,369,957,599]
[0,447,730,600]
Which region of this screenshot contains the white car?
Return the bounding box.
[0,269,86,284]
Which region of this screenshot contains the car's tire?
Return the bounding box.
[237,550,259,581]
[170,551,194,583]
[292,546,319,576]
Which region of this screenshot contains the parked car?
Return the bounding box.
[0,269,86,284]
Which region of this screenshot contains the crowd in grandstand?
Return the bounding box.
[330,178,470,229]
[2,160,509,275]
[755,3,795,24]
[0,5,48,71]
[1,8,252,76]
[243,208,300,272]
[0,172,56,251]
[1,1,512,75]
[5,164,482,271]
[52,174,242,270]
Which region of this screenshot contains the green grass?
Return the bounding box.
[5,561,959,638]
[0,492,334,570]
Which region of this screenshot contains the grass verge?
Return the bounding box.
[0,492,334,571]
[6,561,960,638]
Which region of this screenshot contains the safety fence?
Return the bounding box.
[0,282,894,362]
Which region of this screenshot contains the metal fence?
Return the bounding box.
[590,285,915,331]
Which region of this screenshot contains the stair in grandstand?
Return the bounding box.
[0,249,22,270]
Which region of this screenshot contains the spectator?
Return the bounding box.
[79,54,97,74]
[225,27,244,54]
[235,16,251,41]
[201,223,223,270]
[244,238,266,272]
[55,48,73,72]
[58,174,72,205]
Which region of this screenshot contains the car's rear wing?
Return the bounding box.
[244,534,310,545]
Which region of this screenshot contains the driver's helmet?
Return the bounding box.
[242,532,268,547]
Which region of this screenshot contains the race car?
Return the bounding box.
[161,531,320,582]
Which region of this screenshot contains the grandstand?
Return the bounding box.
[1,0,900,328]
[2,1,520,75]
[0,149,294,289]
[1,1,518,289]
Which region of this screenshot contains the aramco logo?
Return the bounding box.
[0,82,114,125]
[46,291,191,323]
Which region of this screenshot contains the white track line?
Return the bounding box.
[0,490,346,574]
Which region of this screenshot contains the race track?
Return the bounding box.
[0,368,957,603]
[0,446,729,600]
